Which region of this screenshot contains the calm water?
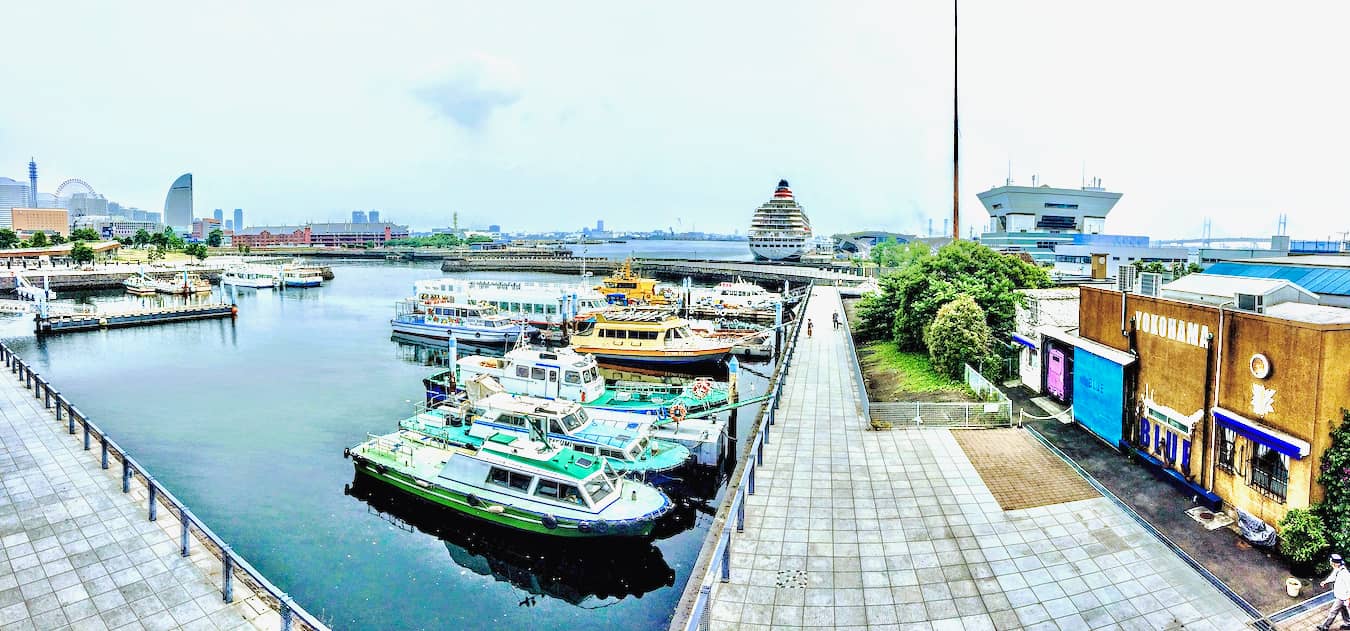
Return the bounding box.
[563,239,751,261]
[0,262,770,630]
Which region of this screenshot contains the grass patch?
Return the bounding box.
[857,341,975,402]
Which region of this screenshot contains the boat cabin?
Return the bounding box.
[457,349,606,402]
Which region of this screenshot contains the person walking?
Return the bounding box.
[806,319,813,338]
[1318,553,1350,630]
[832,311,840,330]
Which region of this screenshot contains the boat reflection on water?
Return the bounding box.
[345,475,677,606]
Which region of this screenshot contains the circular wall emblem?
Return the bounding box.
[1250,354,1271,379]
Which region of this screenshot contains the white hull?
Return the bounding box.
[749,241,807,261]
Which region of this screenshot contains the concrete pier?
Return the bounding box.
[0,357,284,629]
[675,286,1252,630]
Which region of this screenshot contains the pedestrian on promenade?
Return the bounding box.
[1318,553,1350,630]
[807,319,813,338]
[832,311,840,330]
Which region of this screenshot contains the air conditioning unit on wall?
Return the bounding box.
[1118,266,1138,292]
[1139,272,1161,297]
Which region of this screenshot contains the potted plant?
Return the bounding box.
[1280,507,1330,580]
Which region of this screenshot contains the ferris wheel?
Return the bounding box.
[54,178,96,202]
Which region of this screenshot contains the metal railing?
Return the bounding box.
[0,341,330,631]
[865,363,1013,429]
[670,288,810,631]
[837,291,870,420]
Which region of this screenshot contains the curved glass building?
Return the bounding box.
[164,173,193,229]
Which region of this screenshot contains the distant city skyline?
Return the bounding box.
[1,2,1346,240]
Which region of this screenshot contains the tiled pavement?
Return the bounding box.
[0,362,277,630]
[705,286,1253,630]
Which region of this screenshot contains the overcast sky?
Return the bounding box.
[2,1,1347,238]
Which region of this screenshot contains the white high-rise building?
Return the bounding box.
[0,177,29,228]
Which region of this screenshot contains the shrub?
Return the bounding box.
[1318,410,1350,554]
[1280,506,1329,568]
[924,294,992,380]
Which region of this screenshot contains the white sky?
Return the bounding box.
[1,1,1347,238]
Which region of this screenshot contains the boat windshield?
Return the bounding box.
[559,411,587,432]
[585,475,615,504]
[583,367,598,382]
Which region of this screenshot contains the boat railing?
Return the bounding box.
[0,341,331,631]
[670,288,810,631]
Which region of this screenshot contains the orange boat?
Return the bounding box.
[570,309,739,366]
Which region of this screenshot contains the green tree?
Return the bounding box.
[69,228,101,241]
[49,233,67,245]
[133,229,151,247]
[27,231,49,248]
[69,241,96,265]
[184,243,208,261]
[1279,507,1329,574]
[149,230,168,248]
[924,294,994,379]
[856,240,1051,350]
[869,238,930,269]
[206,229,223,247]
[1318,411,1350,555]
[0,229,17,249]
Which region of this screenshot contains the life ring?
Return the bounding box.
[670,403,688,423]
[542,514,559,530]
[466,494,482,508]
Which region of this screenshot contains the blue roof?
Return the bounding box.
[1205,262,1350,296]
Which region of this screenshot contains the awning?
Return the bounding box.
[1011,333,1037,350]
[1037,326,1137,366]
[1213,407,1310,459]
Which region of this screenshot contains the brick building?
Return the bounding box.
[231,222,409,248]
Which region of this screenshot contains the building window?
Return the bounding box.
[1043,202,1080,209]
[1217,427,1237,472]
[1249,444,1288,502]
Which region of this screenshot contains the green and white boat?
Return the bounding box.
[442,347,731,416]
[346,417,672,538]
[402,376,691,474]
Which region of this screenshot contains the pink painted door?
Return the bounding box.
[1047,349,1066,399]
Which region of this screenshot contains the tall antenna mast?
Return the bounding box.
[952,0,960,241]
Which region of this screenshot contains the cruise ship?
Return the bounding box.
[748,179,812,261]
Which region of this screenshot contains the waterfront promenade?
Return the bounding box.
[0,364,275,628]
[700,286,1252,630]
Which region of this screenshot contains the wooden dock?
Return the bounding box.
[35,303,237,334]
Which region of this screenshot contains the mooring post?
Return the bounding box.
[720,534,732,583]
[280,596,294,631]
[180,507,191,556]
[122,459,131,493]
[222,548,235,602]
[101,436,108,469]
[147,480,158,521]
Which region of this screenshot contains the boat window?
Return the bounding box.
[585,477,614,504]
[549,420,563,434]
[531,367,545,380]
[486,468,534,492]
[583,368,598,382]
[601,448,625,460]
[548,371,557,383]
[547,305,557,314]
[574,444,596,455]
[565,371,581,384]
[511,302,522,313]
[616,329,628,339]
[516,366,530,378]
[560,413,584,432]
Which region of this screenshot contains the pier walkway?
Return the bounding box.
[694,286,1250,630]
[0,362,275,629]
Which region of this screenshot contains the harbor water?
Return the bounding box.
[0,261,772,630]
[563,239,752,261]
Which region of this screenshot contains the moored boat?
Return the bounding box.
[412,278,609,329]
[154,272,212,295]
[404,376,691,474]
[595,259,669,306]
[569,309,739,366]
[692,280,782,310]
[391,298,534,344]
[346,410,671,537]
[280,265,323,287]
[445,346,731,416]
[122,275,158,296]
[222,264,279,288]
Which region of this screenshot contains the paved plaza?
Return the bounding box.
[705,286,1253,630]
[0,361,276,630]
